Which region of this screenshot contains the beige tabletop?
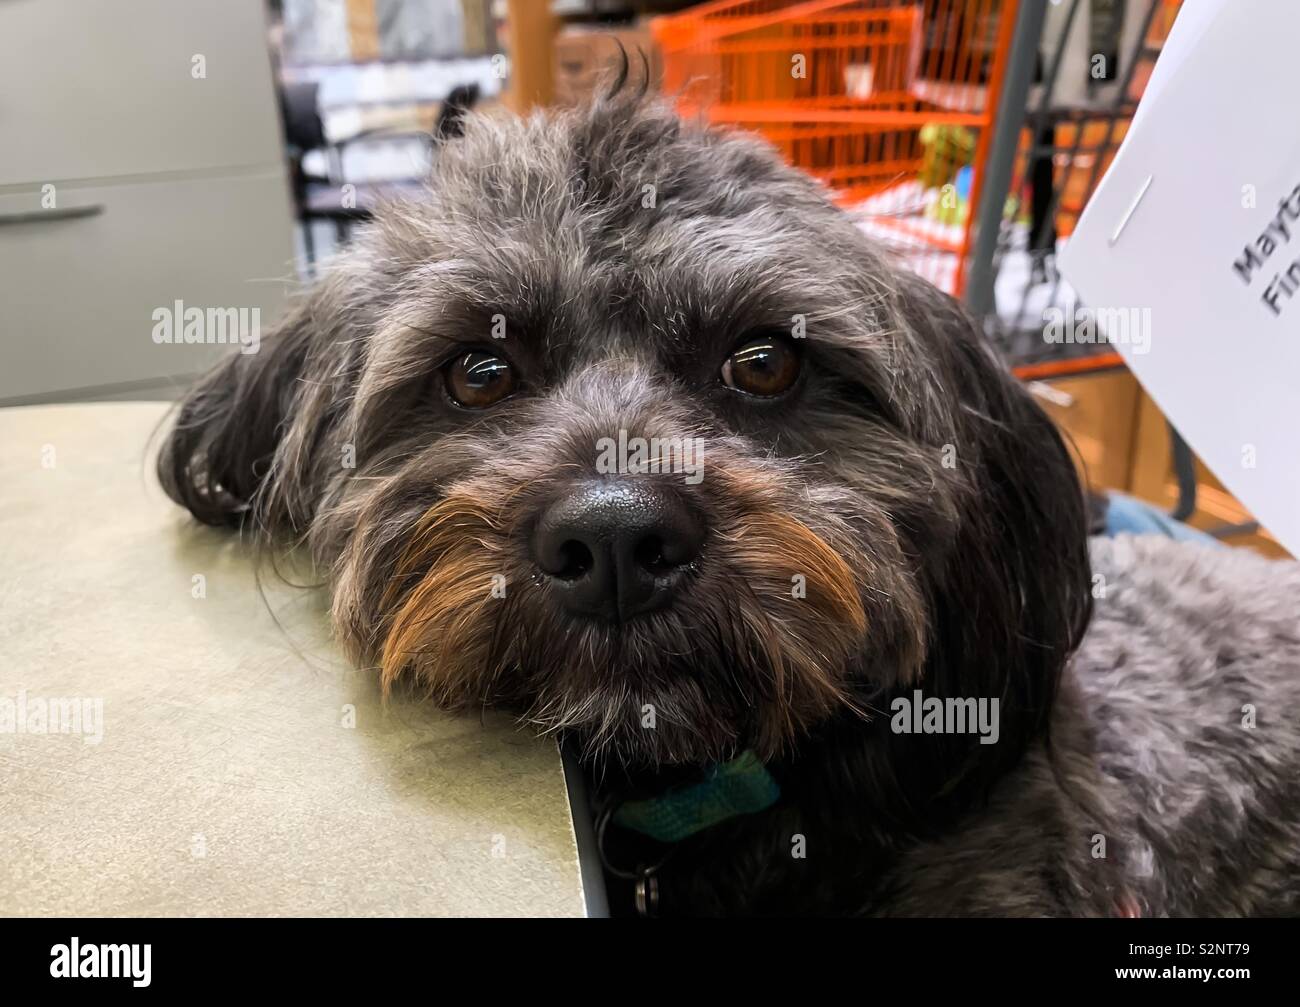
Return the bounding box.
[0,402,586,916]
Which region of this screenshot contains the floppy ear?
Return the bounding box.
[157,301,317,529]
[888,273,1093,810]
[431,82,479,141]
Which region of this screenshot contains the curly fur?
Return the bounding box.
[159,81,1299,915]
[862,536,1300,917]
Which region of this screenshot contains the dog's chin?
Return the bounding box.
[514,614,863,769]
[364,568,871,768]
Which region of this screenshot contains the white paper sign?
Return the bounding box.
[1059,0,1300,557]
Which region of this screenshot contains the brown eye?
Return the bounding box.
[720,335,800,397]
[445,350,515,408]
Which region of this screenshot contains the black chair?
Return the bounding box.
[279,81,480,271]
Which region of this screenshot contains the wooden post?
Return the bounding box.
[505,0,557,112]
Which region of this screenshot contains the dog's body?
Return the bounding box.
[160,85,1300,916]
[616,535,1300,916]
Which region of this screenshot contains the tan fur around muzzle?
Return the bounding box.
[371,482,873,752]
[379,493,509,701]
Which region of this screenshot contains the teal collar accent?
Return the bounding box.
[611,751,781,843]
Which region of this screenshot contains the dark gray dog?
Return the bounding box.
[160,83,1300,916]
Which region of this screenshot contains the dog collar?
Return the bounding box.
[611,750,781,843]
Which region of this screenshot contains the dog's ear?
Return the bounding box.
[431,83,479,142]
[891,272,1093,801]
[157,300,319,529]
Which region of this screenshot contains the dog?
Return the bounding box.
[159,79,1300,916]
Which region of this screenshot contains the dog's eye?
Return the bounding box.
[720,335,800,397]
[445,350,516,408]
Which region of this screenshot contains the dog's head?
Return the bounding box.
[161,87,1091,794]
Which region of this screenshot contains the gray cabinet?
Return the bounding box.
[0,0,294,404]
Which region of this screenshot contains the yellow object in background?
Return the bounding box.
[918,123,975,191]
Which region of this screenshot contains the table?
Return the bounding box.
[0,402,587,916]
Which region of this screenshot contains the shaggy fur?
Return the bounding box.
[159,82,1300,916]
[621,535,1300,916]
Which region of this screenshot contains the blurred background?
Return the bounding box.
[0,0,1284,557]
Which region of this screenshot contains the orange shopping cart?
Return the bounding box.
[653,0,1022,297]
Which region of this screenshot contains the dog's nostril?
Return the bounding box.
[556,540,594,581]
[634,534,672,576]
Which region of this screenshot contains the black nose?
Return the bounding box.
[531,481,704,621]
